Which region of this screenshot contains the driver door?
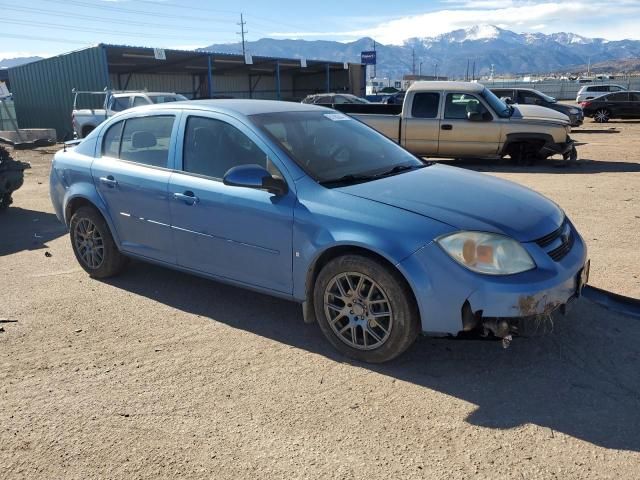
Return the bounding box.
[437,92,501,158]
[168,113,295,294]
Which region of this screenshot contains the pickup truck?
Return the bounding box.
[335,81,576,163]
[72,90,187,138]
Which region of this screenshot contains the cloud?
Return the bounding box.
[268,1,640,44]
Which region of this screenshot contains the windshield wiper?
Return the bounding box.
[319,173,376,187]
[370,163,426,179]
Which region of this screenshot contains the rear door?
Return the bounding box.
[92,112,179,263]
[168,112,295,293]
[403,91,441,156]
[628,92,640,118]
[437,92,501,157]
[606,92,629,116]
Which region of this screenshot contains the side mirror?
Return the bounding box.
[466,111,483,122]
[223,164,288,196]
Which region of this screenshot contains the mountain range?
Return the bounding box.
[0,56,42,69]
[203,25,640,78]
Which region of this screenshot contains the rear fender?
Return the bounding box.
[63,183,121,247]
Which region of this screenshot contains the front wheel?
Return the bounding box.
[593,109,610,123]
[313,255,420,363]
[69,206,127,278]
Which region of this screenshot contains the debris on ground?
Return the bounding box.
[44,251,52,258]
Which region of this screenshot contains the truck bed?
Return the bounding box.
[333,104,402,142]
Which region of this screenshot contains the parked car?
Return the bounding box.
[334,81,576,163]
[491,87,584,127]
[580,91,640,123]
[365,94,390,103]
[301,93,369,105]
[72,90,188,138]
[575,84,627,103]
[50,99,589,362]
[382,91,406,105]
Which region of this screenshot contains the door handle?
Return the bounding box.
[99,175,118,188]
[441,124,453,130]
[173,191,199,205]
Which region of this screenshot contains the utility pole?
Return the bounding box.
[237,13,248,57]
[434,63,438,80]
[419,61,423,77]
[465,59,470,81]
[373,40,377,79]
[412,48,416,76]
[472,60,476,81]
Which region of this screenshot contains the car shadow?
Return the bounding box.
[436,157,640,174]
[103,261,640,452]
[0,207,67,256]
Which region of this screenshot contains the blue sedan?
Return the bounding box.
[50,100,589,362]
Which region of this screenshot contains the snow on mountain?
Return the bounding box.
[203,26,640,78]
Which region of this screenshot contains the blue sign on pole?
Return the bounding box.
[361,51,377,65]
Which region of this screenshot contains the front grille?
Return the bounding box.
[534,219,574,262]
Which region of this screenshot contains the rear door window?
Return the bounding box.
[411,92,440,118]
[132,96,150,107]
[606,93,629,102]
[119,116,175,168]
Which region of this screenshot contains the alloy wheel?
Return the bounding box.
[74,218,105,269]
[323,272,393,350]
[594,109,610,123]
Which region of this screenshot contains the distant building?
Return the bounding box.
[8,44,366,140]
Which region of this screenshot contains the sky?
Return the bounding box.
[1,0,640,60]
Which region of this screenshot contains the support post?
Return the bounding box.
[207,54,213,98]
[326,63,330,93]
[276,60,281,100]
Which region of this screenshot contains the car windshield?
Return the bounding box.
[251,111,425,186]
[481,88,512,118]
[148,94,188,103]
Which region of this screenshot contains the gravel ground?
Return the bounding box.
[1,119,639,479]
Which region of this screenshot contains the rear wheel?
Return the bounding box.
[69,206,127,278]
[313,255,420,363]
[593,108,610,123]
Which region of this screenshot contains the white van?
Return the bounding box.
[576,84,626,103]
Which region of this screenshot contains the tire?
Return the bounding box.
[508,142,541,165]
[313,254,420,363]
[593,108,610,123]
[69,206,127,278]
[0,193,12,211]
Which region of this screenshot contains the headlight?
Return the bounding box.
[569,108,580,114]
[436,231,536,275]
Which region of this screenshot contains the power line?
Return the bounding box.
[237,13,248,57]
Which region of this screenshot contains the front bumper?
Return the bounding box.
[540,136,575,158]
[569,113,584,127]
[398,221,588,335]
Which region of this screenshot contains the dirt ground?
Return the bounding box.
[1,118,639,479]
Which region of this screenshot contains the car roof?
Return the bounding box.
[135,99,329,116]
[585,84,625,89]
[408,81,485,93]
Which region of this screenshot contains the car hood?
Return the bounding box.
[336,164,564,242]
[511,104,570,124]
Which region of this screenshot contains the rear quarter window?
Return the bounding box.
[411,92,440,118]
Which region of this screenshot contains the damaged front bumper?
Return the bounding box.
[398,223,588,340]
[540,136,576,159]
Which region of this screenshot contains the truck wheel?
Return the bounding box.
[313,254,420,363]
[593,109,610,123]
[0,193,12,211]
[508,142,541,165]
[69,206,127,278]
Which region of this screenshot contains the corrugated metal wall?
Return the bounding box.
[9,46,108,140]
[109,72,196,97]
